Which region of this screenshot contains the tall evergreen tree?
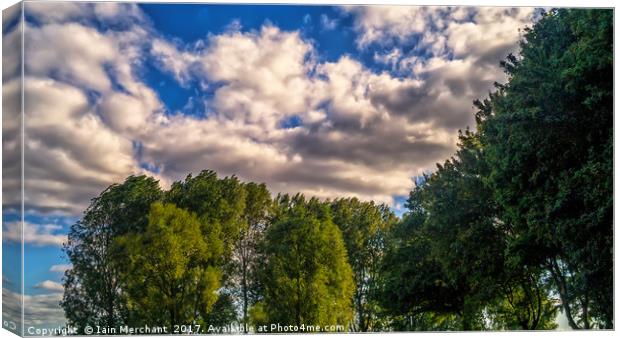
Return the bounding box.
[476,9,613,328]
[379,192,466,330]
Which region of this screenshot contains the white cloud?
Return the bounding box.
[341,6,537,132]
[12,5,536,216]
[25,23,117,92]
[2,13,21,81]
[7,15,163,214]
[22,76,141,214]
[446,8,534,59]
[344,6,534,63]
[320,14,338,30]
[24,2,85,23]
[50,264,72,273]
[3,221,67,247]
[374,48,402,68]
[342,6,449,48]
[2,11,23,214]
[34,280,64,293]
[24,2,144,25]
[2,287,22,330]
[3,287,66,328]
[2,78,22,214]
[145,26,461,205]
[151,39,199,86]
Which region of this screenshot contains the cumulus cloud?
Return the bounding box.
[34,280,64,293]
[2,10,21,81]
[146,25,459,204]
[152,25,320,125]
[344,6,536,90]
[24,292,66,327]
[4,4,163,214]
[343,6,447,48]
[2,78,21,214]
[3,9,23,214]
[22,76,141,214]
[343,6,534,53]
[3,221,67,247]
[11,4,536,216]
[344,6,537,126]
[2,287,22,331]
[24,2,144,25]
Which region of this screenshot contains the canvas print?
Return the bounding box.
[1,1,613,336]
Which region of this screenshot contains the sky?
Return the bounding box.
[2,2,539,329]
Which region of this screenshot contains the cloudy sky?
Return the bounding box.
[2,2,538,329]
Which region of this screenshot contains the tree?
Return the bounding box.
[378,195,467,331]
[166,170,247,262]
[202,292,238,328]
[382,129,558,330]
[330,198,396,332]
[166,170,248,324]
[233,182,272,332]
[485,274,558,330]
[255,194,355,330]
[421,143,503,329]
[62,175,163,332]
[477,9,613,328]
[114,202,222,327]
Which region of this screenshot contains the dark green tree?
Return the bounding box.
[476,9,613,328]
[419,133,504,330]
[379,194,466,331]
[381,129,559,330]
[202,292,238,328]
[62,175,163,332]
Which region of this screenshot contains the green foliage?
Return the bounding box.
[257,194,355,329]
[330,198,396,331]
[201,292,239,327]
[166,170,247,262]
[380,128,560,330]
[486,279,558,330]
[234,182,273,331]
[477,8,613,329]
[379,207,467,330]
[62,175,163,331]
[420,133,505,327]
[114,202,221,327]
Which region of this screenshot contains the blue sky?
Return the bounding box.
[3,2,538,329]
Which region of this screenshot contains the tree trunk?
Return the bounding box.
[548,259,580,329]
[240,232,249,334]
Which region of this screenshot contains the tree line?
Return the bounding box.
[61,8,613,332]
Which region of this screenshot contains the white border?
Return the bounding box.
[0,1,617,338]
